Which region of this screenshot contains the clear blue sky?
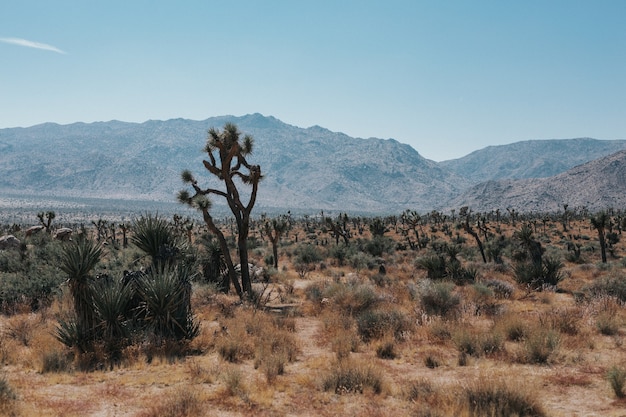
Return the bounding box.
[1,1,625,161]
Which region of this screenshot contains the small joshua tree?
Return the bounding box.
[264,216,289,269]
[591,211,609,263]
[37,211,56,234]
[179,123,262,299]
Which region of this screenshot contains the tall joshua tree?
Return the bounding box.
[178,123,262,299]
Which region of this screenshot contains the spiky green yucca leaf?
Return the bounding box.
[60,238,102,330]
[55,317,93,353]
[92,279,133,342]
[60,237,102,282]
[135,266,198,341]
[131,214,186,266]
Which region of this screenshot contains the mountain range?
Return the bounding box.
[0,114,624,215]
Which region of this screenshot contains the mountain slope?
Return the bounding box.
[0,114,468,213]
[446,150,626,212]
[440,138,626,183]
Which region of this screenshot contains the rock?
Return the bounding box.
[25,225,45,237]
[54,228,73,241]
[0,234,20,250]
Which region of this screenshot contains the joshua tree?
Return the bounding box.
[591,212,609,263]
[325,213,351,245]
[120,222,130,248]
[37,211,56,233]
[400,209,423,250]
[459,206,487,263]
[264,216,289,269]
[178,123,262,299]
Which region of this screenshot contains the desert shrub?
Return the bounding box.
[424,353,441,368]
[375,338,397,359]
[482,278,515,299]
[592,296,622,335]
[41,349,73,373]
[304,281,326,304]
[4,315,37,346]
[222,367,248,398]
[324,281,379,316]
[418,280,460,317]
[348,251,375,271]
[461,378,547,417]
[322,359,385,395]
[137,388,203,417]
[0,249,23,273]
[404,378,436,402]
[539,308,582,336]
[257,352,287,383]
[294,244,323,265]
[0,374,16,401]
[607,366,626,398]
[356,308,411,342]
[585,274,626,302]
[0,265,64,314]
[0,374,17,415]
[521,327,560,364]
[254,329,298,372]
[361,236,395,257]
[494,313,528,342]
[453,328,504,357]
[217,331,255,363]
[327,244,353,266]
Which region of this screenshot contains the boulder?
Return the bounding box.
[54,228,73,241]
[25,225,45,237]
[0,235,20,250]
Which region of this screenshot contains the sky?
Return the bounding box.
[1,1,625,161]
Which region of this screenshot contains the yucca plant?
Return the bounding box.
[131,214,186,267]
[55,316,94,353]
[91,278,133,350]
[59,237,102,333]
[135,265,198,342]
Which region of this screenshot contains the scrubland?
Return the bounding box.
[1,212,626,416]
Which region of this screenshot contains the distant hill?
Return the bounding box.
[446,150,626,212]
[1,114,624,216]
[0,114,467,214]
[440,138,626,183]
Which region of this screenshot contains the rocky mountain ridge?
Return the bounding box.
[0,114,624,214]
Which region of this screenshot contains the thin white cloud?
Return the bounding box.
[0,37,66,54]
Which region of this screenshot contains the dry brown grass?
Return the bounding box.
[1,218,626,416]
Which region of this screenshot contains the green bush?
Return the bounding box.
[362,236,395,257]
[294,244,323,265]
